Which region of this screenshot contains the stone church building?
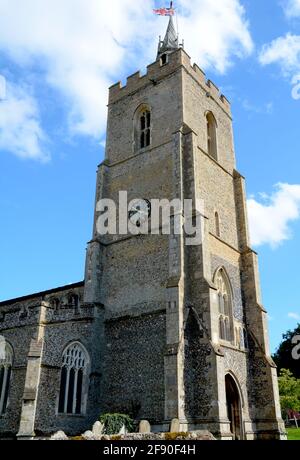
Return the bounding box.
[0,18,286,439]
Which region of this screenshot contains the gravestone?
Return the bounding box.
[50,431,68,440]
[92,421,104,437]
[139,420,151,433]
[170,418,180,433]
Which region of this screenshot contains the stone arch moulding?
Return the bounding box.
[61,340,90,364]
[224,370,245,409]
[204,109,218,127]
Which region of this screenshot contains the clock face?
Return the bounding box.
[128,199,151,228]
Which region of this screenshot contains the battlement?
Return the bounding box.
[0,281,89,329]
[108,47,231,113]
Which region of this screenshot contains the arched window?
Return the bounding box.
[160,54,168,66]
[134,105,151,151]
[215,211,220,237]
[140,109,151,149]
[0,340,13,415]
[215,268,233,343]
[68,294,79,308]
[58,342,89,415]
[51,298,60,310]
[206,112,218,160]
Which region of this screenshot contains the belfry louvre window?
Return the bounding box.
[206,112,218,160]
[140,110,151,149]
[58,342,89,415]
[0,342,13,415]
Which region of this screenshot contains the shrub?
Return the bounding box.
[99,413,134,435]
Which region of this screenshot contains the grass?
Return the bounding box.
[287,427,300,440]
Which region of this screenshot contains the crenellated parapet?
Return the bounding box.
[108,48,231,114]
[0,282,98,330]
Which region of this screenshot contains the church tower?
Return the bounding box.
[84,17,286,440]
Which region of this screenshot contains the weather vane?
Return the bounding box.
[153,1,175,16]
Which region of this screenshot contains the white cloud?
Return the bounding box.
[259,33,300,75]
[284,0,300,17]
[247,183,300,248]
[0,0,253,150]
[288,312,300,320]
[0,76,47,161]
[178,0,253,73]
[259,33,300,100]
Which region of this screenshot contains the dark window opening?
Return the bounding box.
[58,366,67,413]
[161,54,168,65]
[139,110,151,149]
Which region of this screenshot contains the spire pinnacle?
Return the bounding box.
[157,15,179,59]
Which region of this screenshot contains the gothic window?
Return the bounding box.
[215,211,220,237]
[206,112,218,160]
[134,105,151,152]
[0,341,13,415]
[140,110,151,149]
[216,268,233,343]
[58,342,89,415]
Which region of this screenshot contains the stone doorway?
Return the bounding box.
[225,374,243,440]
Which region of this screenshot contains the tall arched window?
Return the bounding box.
[216,268,233,343]
[134,105,151,151]
[0,340,13,415]
[215,211,220,237]
[140,109,151,149]
[58,342,89,415]
[206,112,218,160]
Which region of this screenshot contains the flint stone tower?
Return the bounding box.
[84,17,286,440]
[0,17,286,440]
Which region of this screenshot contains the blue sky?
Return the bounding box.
[1,0,300,352]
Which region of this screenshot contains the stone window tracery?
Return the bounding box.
[134,105,151,152]
[58,342,89,415]
[0,340,13,415]
[216,269,233,343]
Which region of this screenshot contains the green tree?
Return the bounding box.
[273,324,300,378]
[278,369,300,416]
